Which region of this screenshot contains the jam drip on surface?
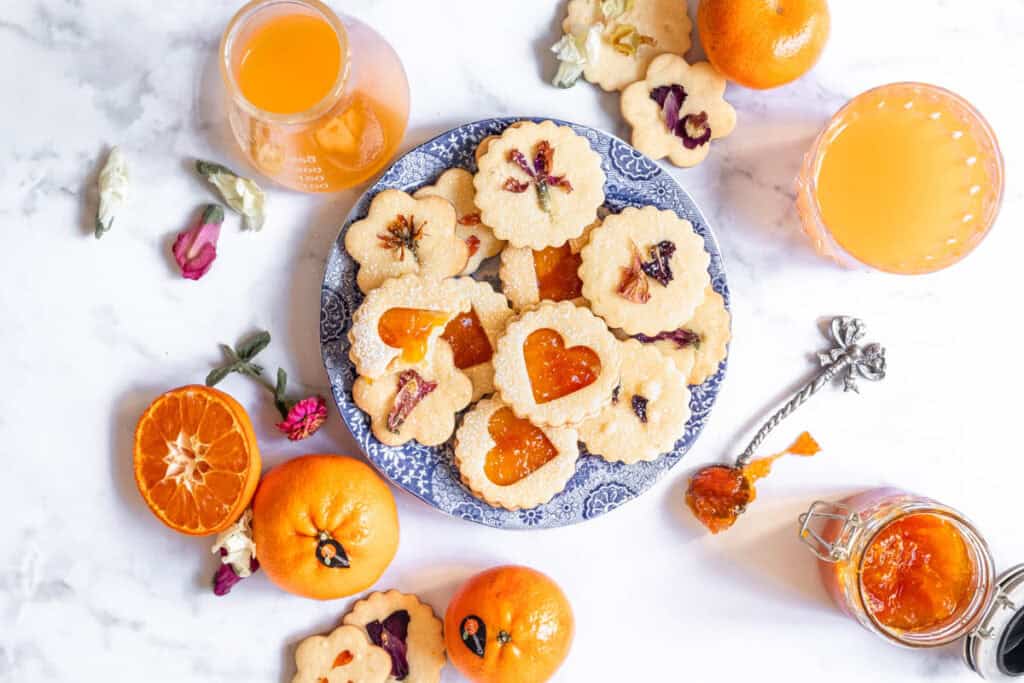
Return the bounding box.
[533,243,583,302]
[377,307,450,363]
[522,328,601,404]
[484,407,559,485]
[441,308,493,369]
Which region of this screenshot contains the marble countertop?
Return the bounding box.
[2,1,1023,681]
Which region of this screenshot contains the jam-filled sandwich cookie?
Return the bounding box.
[438,278,513,402]
[342,590,446,683]
[413,169,505,276]
[291,624,391,683]
[578,340,691,463]
[580,205,710,336]
[630,287,731,386]
[345,189,470,293]
[492,301,622,427]
[474,120,606,250]
[560,0,693,92]
[621,53,736,168]
[348,274,471,379]
[455,397,580,510]
[498,219,600,311]
[353,342,472,447]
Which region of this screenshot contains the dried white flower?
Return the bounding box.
[550,23,603,89]
[196,160,266,232]
[211,509,257,578]
[95,146,129,238]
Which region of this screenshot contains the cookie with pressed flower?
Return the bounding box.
[342,590,446,683]
[437,277,514,402]
[578,339,691,463]
[621,54,736,168]
[292,624,391,683]
[580,205,710,336]
[353,342,472,447]
[348,274,471,379]
[455,397,580,510]
[631,287,731,385]
[413,169,505,275]
[345,189,470,293]
[474,120,606,250]
[560,0,693,92]
[492,301,622,427]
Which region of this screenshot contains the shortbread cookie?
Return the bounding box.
[493,301,622,427]
[580,205,710,336]
[621,54,736,168]
[578,340,691,463]
[414,169,505,275]
[631,287,731,385]
[342,590,446,683]
[561,0,693,92]
[438,277,514,402]
[474,121,606,250]
[349,274,471,379]
[345,189,469,292]
[499,219,600,310]
[473,122,526,164]
[455,398,580,510]
[353,342,472,446]
[292,624,391,683]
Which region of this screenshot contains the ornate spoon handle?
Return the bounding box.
[734,317,887,469]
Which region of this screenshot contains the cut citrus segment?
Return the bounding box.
[133,385,261,536]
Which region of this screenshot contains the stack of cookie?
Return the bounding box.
[347,120,730,511]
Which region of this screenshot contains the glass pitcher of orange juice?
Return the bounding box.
[220,0,410,193]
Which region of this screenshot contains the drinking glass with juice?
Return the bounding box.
[797,83,1003,274]
[220,0,410,192]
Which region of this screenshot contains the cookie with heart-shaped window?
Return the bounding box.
[291,624,391,683]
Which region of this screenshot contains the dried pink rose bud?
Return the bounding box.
[172,204,224,280]
[276,395,328,441]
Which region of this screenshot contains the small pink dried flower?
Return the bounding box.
[173,204,224,280]
[276,395,328,441]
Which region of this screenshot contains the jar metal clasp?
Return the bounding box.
[798,500,864,563]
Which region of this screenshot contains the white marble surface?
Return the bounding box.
[2,1,1023,681]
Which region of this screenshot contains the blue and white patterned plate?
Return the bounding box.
[320,117,729,530]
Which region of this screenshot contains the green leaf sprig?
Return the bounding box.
[206,331,272,387]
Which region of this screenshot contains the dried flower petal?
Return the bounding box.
[640,240,677,286]
[211,510,259,596]
[508,149,535,178]
[618,240,651,304]
[631,395,649,423]
[387,370,438,433]
[633,328,702,349]
[611,384,621,404]
[275,396,328,441]
[550,24,603,88]
[378,214,424,262]
[600,0,634,20]
[465,234,481,257]
[677,111,712,149]
[650,85,687,131]
[172,204,224,280]
[608,24,656,57]
[502,141,573,214]
[195,160,266,231]
[458,212,482,226]
[503,178,530,193]
[96,147,129,238]
[366,610,411,680]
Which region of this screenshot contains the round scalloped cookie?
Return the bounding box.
[473,120,606,250]
[348,274,471,379]
[563,0,693,92]
[454,397,580,510]
[291,624,391,683]
[636,287,731,385]
[342,590,446,683]
[345,189,469,293]
[414,169,505,275]
[578,340,690,464]
[438,277,514,402]
[492,301,621,427]
[621,54,736,168]
[580,205,709,336]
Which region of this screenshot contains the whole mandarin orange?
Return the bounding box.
[445,565,574,683]
[697,0,830,89]
[251,455,399,600]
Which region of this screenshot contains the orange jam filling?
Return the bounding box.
[522,329,601,404]
[861,512,976,632]
[378,307,450,364]
[533,243,583,301]
[484,407,558,485]
[440,308,493,369]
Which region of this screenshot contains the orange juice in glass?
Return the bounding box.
[220,0,410,192]
[796,83,1003,274]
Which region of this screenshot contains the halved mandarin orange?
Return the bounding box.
[133,385,261,536]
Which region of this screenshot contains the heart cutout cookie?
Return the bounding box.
[484,407,559,485]
[523,328,601,404]
[378,307,451,364]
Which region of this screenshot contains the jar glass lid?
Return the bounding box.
[964,564,1024,679]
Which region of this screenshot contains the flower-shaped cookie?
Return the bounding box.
[621,54,736,167]
[292,624,391,683]
[353,342,472,447]
[438,277,514,402]
[345,189,470,292]
[455,398,580,510]
[562,0,693,92]
[580,206,710,335]
[474,121,606,250]
[342,590,446,683]
[414,169,505,275]
[578,340,691,463]
[348,274,471,379]
[492,301,622,427]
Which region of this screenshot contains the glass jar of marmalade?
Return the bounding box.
[800,488,1024,679]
